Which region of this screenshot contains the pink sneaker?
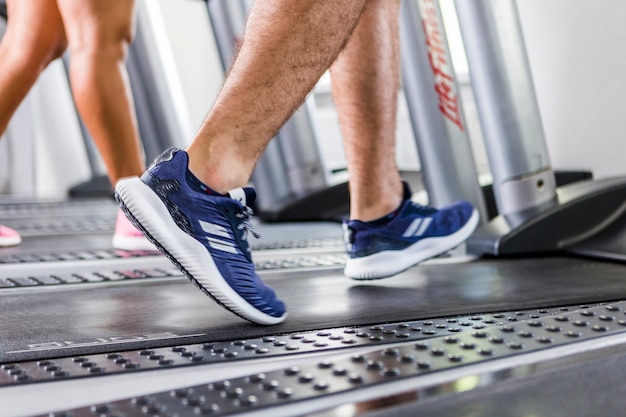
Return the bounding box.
[0,224,21,247]
[112,209,157,251]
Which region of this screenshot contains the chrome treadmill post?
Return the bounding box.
[399,0,487,221]
[455,0,626,257]
[455,0,557,220]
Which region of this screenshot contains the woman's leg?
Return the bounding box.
[57,0,152,250]
[0,0,67,135]
[0,0,66,247]
[56,0,145,186]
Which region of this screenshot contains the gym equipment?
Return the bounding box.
[453,0,626,258]
[399,0,488,220]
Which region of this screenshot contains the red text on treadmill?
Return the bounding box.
[421,0,465,132]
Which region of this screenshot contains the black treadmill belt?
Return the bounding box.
[1,256,625,362]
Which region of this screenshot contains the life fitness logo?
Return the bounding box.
[420,0,465,132]
[8,332,205,354]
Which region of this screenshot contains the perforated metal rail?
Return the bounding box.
[0,303,605,387]
[0,199,117,218]
[253,237,343,251]
[3,218,116,236]
[0,198,346,245]
[30,301,626,417]
[0,238,343,265]
[0,249,161,265]
[0,255,346,289]
[0,265,178,288]
[33,301,626,417]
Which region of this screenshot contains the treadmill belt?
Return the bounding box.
[1,256,625,362]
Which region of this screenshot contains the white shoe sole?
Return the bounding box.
[0,235,21,247]
[344,209,480,280]
[115,176,287,325]
[112,234,158,251]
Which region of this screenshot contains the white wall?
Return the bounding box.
[0,17,91,197]
[32,62,92,197]
[517,0,626,179]
[154,0,223,136]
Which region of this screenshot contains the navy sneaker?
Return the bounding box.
[343,183,479,280]
[114,148,287,325]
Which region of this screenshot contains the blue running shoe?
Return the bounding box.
[343,183,479,280]
[114,148,287,325]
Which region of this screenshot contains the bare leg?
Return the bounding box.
[331,0,403,222]
[0,1,65,247]
[57,0,152,250]
[186,0,368,193]
[57,0,145,186]
[0,0,67,135]
[332,0,478,280]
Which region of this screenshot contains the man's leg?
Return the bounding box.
[0,0,66,247]
[333,0,479,279]
[57,0,145,185]
[186,0,368,193]
[330,0,403,222]
[116,0,369,324]
[0,0,67,135]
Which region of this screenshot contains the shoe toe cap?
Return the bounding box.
[236,274,287,318]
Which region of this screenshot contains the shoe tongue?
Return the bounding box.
[401,181,413,200]
[227,187,256,207]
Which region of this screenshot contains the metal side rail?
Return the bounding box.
[0,198,118,236]
[2,216,115,236]
[252,237,343,252]
[0,302,605,387]
[28,301,626,417]
[0,198,118,219]
[0,253,347,290]
[0,249,161,265]
[0,265,179,288]
[0,237,344,265]
[0,197,344,244]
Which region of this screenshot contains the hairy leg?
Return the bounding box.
[0,0,67,135]
[186,0,368,193]
[57,0,145,186]
[330,0,403,221]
